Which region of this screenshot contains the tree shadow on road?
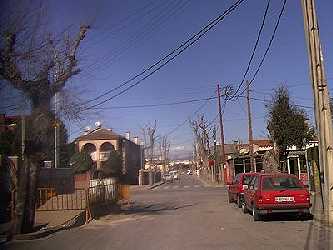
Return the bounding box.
[120,202,197,215]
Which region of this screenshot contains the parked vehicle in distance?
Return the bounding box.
[228,173,257,208]
[164,174,173,183]
[169,170,179,180]
[243,173,311,221]
[187,170,193,175]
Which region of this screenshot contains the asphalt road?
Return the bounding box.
[5,174,333,250]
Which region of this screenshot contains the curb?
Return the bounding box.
[13,225,65,240]
[148,181,165,190]
[12,211,85,241]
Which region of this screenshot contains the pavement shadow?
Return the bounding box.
[120,202,197,215]
[261,213,314,222]
[303,193,331,250]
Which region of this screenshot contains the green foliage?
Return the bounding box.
[0,128,20,156]
[100,150,123,178]
[267,85,314,158]
[70,151,93,174]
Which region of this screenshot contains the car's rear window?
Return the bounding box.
[262,177,303,190]
[243,175,254,185]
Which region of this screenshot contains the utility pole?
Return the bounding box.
[21,116,25,161]
[246,80,255,172]
[213,126,217,183]
[301,0,333,224]
[54,92,59,168]
[217,84,225,184]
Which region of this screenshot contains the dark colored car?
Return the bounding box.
[243,173,311,221]
[228,173,257,208]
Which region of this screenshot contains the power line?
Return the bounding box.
[83,0,191,74]
[230,0,271,100]
[89,95,220,110]
[166,96,214,137]
[239,0,287,97]
[230,0,287,100]
[81,0,247,109]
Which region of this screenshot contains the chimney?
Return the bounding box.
[134,136,139,144]
[125,131,130,140]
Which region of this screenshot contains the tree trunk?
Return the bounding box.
[13,158,28,234]
[13,97,51,233]
[22,158,40,233]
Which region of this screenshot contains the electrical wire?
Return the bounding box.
[233,0,287,99]
[229,0,271,100]
[80,0,247,108]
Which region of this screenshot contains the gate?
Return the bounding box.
[36,184,119,211]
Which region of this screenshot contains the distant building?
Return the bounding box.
[75,127,143,184]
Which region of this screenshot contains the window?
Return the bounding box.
[243,175,254,185]
[253,176,259,190]
[262,177,303,190]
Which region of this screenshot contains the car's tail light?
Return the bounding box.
[306,194,310,201]
[257,196,263,204]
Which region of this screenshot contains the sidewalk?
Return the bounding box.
[196,174,225,188]
[129,181,165,191]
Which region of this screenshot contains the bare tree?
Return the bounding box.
[141,121,157,169]
[159,135,170,173]
[190,115,214,177]
[0,3,90,233]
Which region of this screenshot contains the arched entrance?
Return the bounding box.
[100,142,115,161]
[82,143,97,161]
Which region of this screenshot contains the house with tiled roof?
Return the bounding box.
[75,127,143,184]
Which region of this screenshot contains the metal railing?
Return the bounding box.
[36,184,119,211]
[36,188,87,211]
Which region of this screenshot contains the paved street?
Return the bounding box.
[5,174,333,250]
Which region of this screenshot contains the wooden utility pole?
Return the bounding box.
[246,80,255,172]
[302,0,333,224]
[217,84,225,184]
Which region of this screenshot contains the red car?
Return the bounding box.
[228,173,257,208]
[243,173,311,221]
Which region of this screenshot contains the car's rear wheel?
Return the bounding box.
[252,206,261,221]
[242,202,248,214]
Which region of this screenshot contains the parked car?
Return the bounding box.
[169,170,179,180]
[242,173,311,221]
[164,174,173,183]
[228,173,257,208]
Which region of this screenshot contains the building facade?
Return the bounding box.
[75,128,143,184]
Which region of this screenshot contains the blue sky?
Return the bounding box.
[4,0,333,159]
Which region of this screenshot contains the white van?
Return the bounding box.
[169,170,179,180]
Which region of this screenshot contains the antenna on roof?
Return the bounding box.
[95,121,101,128]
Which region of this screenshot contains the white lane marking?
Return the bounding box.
[194,185,200,188]
[163,186,170,189]
[184,185,190,188]
[173,185,179,189]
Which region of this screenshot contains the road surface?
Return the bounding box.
[5,174,333,250]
